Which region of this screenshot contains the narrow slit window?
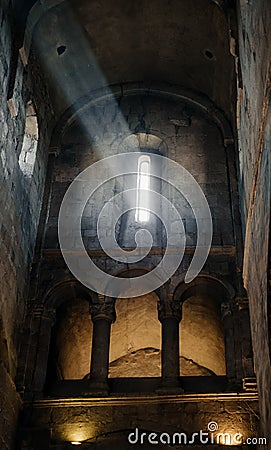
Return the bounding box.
[135,155,150,222]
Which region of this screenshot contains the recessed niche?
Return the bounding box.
[56,45,66,56]
[203,49,215,60]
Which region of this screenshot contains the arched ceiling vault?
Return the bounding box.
[22,0,236,124]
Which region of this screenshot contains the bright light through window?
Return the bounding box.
[135,155,150,222]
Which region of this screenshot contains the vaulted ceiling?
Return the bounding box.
[23,0,236,122]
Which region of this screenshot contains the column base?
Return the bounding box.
[242,377,257,392]
[156,379,184,394]
[83,380,109,397]
[226,378,242,392]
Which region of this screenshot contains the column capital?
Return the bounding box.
[221,302,232,320]
[31,305,44,318]
[30,306,56,325]
[158,297,182,322]
[90,300,116,323]
[235,297,249,311]
[42,307,56,323]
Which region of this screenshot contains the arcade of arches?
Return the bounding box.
[0,0,271,449]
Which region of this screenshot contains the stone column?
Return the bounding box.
[88,296,116,395]
[236,298,257,391]
[221,302,240,390]
[15,309,37,396]
[31,307,56,396]
[157,295,183,392]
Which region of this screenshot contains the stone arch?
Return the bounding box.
[110,291,161,378]
[114,266,151,278]
[173,275,235,303]
[121,132,168,156]
[49,83,233,149]
[173,276,233,376]
[42,278,96,311]
[102,267,154,299]
[106,268,161,378]
[44,280,96,385]
[46,297,93,382]
[19,280,96,393]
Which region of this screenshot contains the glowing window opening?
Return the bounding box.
[135,155,150,222]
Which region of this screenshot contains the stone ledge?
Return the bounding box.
[25,391,258,408]
[42,246,236,259]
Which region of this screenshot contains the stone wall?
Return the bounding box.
[236,0,271,445]
[20,395,259,449]
[0,2,53,448]
[0,364,22,450]
[45,93,234,252]
[0,3,28,448]
[1,0,28,380]
[22,88,254,396]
